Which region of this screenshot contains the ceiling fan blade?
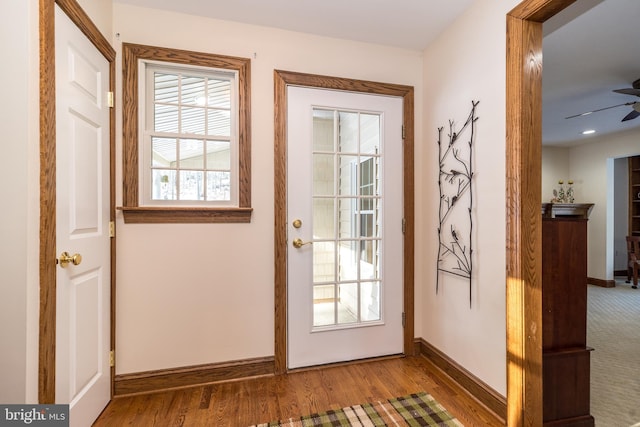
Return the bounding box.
[613,88,640,97]
[621,109,640,122]
[564,102,633,119]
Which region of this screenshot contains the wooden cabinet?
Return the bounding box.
[542,204,595,426]
[630,155,640,236]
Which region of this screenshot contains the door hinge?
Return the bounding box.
[109,221,115,238]
[109,350,115,367]
[402,125,405,140]
[107,92,114,108]
[402,312,406,328]
[402,218,406,234]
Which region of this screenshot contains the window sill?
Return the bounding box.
[118,206,253,224]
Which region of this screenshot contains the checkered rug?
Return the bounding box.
[250,392,462,426]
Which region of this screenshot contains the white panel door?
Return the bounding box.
[287,86,404,369]
[55,6,111,426]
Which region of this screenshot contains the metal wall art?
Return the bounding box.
[436,100,478,306]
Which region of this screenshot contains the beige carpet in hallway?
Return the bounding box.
[588,282,640,426]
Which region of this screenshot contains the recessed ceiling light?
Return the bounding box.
[582,129,596,135]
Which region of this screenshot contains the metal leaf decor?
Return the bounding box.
[436,100,478,306]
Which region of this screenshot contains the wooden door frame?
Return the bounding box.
[506,0,576,425]
[39,0,115,403]
[273,70,415,374]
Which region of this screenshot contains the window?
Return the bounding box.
[311,108,383,326]
[144,65,235,204]
[358,157,377,265]
[120,43,251,223]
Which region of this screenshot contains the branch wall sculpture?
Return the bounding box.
[436,100,478,306]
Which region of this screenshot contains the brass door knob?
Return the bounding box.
[292,238,312,249]
[58,251,82,268]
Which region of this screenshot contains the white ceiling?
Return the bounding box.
[113,0,474,51]
[115,0,640,147]
[542,0,640,146]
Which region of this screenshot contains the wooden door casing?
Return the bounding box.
[39,0,115,404]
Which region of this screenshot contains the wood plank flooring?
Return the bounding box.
[93,356,504,426]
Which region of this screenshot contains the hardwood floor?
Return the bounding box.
[94,356,504,426]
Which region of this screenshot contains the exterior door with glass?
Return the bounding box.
[287,86,404,369]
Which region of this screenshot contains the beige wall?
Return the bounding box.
[2,0,540,403]
[1,0,34,404]
[114,0,521,397]
[113,3,424,374]
[543,129,640,281]
[5,0,524,403]
[542,146,571,202]
[566,129,640,280]
[419,0,523,396]
[542,140,635,281]
[76,0,112,39]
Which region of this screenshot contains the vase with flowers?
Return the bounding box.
[551,179,575,203]
[566,180,574,203]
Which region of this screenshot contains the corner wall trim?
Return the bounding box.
[587,277,615,288]
[113,356,275,396]
[415,338,506,422]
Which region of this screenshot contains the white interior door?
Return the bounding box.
[55,5,111,426]
[287,86,404,369]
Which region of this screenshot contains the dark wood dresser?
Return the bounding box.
[541,203,595,426]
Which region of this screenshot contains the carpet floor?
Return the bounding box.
[250,392,462,427]
[588,281,640,426]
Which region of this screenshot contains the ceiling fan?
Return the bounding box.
[565,78,640,122]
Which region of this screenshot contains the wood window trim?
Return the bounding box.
[120,43,252,223]
[118,206,252,223]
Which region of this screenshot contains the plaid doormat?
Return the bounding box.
[250,392,463,426]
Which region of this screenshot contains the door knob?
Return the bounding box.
[58,251,82,268]
[292,238,312,249]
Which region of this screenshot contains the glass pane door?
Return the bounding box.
[311,109,382,329]
[286,85,403,369]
